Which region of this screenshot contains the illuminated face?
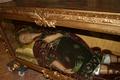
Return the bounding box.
[19,32,41,44]
[19,32,32,44]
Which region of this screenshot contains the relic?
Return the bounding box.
[0,1,120,79]
[14,27,120,79]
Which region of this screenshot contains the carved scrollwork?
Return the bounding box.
[1,7,120,35]
[1,7,120,27]
[30,12,57,28]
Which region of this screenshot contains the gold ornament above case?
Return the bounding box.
[0,3,120,35]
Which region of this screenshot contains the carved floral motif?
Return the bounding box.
[1,7,120,35]
[1,7,120,27]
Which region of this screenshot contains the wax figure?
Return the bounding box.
[16,28,120,79]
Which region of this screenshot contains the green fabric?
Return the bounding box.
[15,42,35,58]
[17,55,38,64]
[72,59,83,72]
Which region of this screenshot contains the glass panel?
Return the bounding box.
[2,19,120,79]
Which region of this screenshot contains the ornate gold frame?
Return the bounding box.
[0,7,120,35]
[0,6,120,80]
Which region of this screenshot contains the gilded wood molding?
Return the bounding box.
[0,7,120,35]
[16,58,74,80]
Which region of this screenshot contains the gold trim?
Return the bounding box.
[33,12,56,28]
[1,7,120,26]
[0,7,120,35]
[16,58,74,80]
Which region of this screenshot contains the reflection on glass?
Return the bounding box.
[3,20,120,79]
